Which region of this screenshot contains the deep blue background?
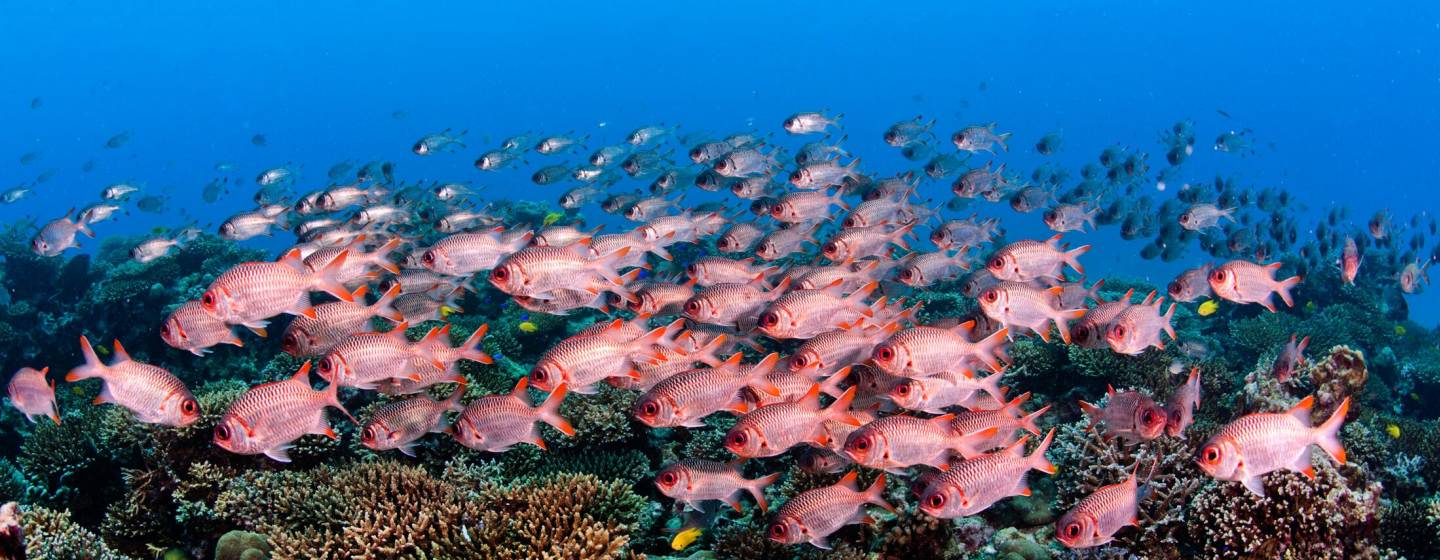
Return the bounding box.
[2,2,1438,321]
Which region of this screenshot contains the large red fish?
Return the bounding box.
[918,429,1056,518]
[767,472,892,549]
[214,361,352,462]
[201,248,354,333]
[1197,395,1349,496]
[1056,462,1147,548]
[7,367,58,425]
[654,459,781,513]
[1207,260,1302,313]
[451,378,574,452]
[67,337,198,427]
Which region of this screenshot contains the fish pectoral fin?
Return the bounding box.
[264,446,294,463]
[1240,475,1267,497]
[398,443,418,458]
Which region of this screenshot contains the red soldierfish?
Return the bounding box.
[1271,333,1310,382]
[633,353,782,428]
[422,228,535,276]
[318,323,439,390]
[1056,462,1146,548]
[977,282,1087,344]
[161,301,245,357]
[683,277,791,331]
[1071,289,1148,350]
[986,234,1089,283]
[1165,367,1202,437]
[281,284,405,357]
[755,281,878,340]
[654,459,781,513]
[1338,237,1361,285]
[31,208,95,257]
[789,323,899,378]
[1079,386,1168,444]
[917,429,1057,518]
[1197,395,1350,497]
[725,386,859,458]
[451,378,574,452]
[842,414,997,471]
[378,324,492,395]
[7,367,59,424]
[767,472,893,549]
[361,389,465,456]
[528,319,678,394]
[870,322,1010,377]
[888,369,1006,414]
[1104,297,1176,355]
[67,337,199,427]
[1167,265,1213,302]
[489,240,634,300]
[213,361,352,462]
[1207,260,1302,313]
[201,248,355,332]
[949,392,1050,453]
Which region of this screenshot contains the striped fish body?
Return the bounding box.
[683,282,779,329]
[634,354,779,428]
[378,357,464,396]
[717,223,764,253]
[897,251,970,287]
[392,292,449,323]
[589,233,653,269]
[771,191,846,224]
[768,472,891,549]
[1080,389,1167,444]
[1105,299,1176,355]
[452,380,572,452]
[303,239,399,287]
[1166,367,1201,437]
[1198,396,1349,497]
[1056,472,1140,548]
[1208,260,1301,312]
[67,337,197,427]
[794,261,879,292]
[756,282,877,340]
[631,282,693,316]
[490,244,616,298]
[204,260,312,327]
[320,330,423,390]
[162,301,243,357]
[385,270,457,295]
[842,414,988,470]
[282,300,382,357]
[978,282,1085,343]
[726,387,856,457]
[755,226,815,260]
[789,327,889,376]
[7,367,58,424]
[918,430,1056,518]
[214,363,345,462]
[889,369,1003,414]
[1071,295,1139,349]
[654,459,779,512]
[986,235,1088,282]
[689,257,768,287]
[871,325,1009,378]
[362,392,462,455]
[424,230,525,276]
[530,322,668,394]
[822,223,912,262]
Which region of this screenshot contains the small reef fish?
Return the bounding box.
[213,361,351,462]
[1197,395,1350,496]
[918,430,1057,518]
[654,459,781,513]
[7,367,59,425]
[766,471,892,549]
[1056,462,1147,548]
[451,378,574,452]
[1079,386,1168,444]
[361,389,465,456]
[1207,260,1302,313]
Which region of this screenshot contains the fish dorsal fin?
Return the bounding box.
[930,413,957,427]
[1005,435,1031,457]
[291,361,313,383]
[800,384,823,407]
[838,471,860,490]
[1106,385,1117,396]
[510,377,531,403]
[111,339,132,363]
[278,247,303,265]
[1287,395,1315,424]
[720,352,745,369]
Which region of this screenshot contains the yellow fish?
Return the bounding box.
[1394,325,1407,336]
[518,321,538,333]
[440,305,459,319]
[671,527,703,551]
[1197,300,1219,316]
[542,212,564,227]
[1386,424,1401,439]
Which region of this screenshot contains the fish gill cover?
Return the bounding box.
[0,2,1438,559]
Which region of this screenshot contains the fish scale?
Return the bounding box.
[769,473,890,548]
[757,283,876,340]
[655,459,777,512]
[718,223,765,253]
[426,231,529,276]
[363,392,460,453]
[493,244,615,297]
[214,363,344,460]
[452,381,572,453]
[162,301,242,356]
[1057,470,1140,548]
[634,355,777,428]
[531,321,669,394]
[727,387,854,457]
[844,414,986,469]
[685,282,781,328]
[633,283,692,316]
[68,337,197,426]
[790,327,891,375]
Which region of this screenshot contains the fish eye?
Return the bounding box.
[283,333,297,349]
[492,267,509,281]
[684,300,700,314]
[854,438,869,450]
[900,269,913,280]
[659,472,677,485]
[641,401,659,416]
[789,171,802,182]
[715,161,728,171]
[686,264,698,277]
[927,494,944,508]
[1112,324,1126,337]
[729,432,747,446]
[824,242,838,255]
[1180,214,1190,223]
[361,426,375,441]
[201,293,215,307]
[875,346,895,361]
[1202,445,1221,463]
[983,289,999,303]
[1045,211,1056,222]
[989,257,1004,269]
[215,424,231,441]
[784,118,795,128]
[530,369,547,382]
[1143,410,1156,423]
[769,524,786,538]
[182,399,198,415]
[790,355,809,369]
[161,324,171,337]
[896,383,911,396]
[885,132,897,142]
[1209,270,1225,282]
[319,359,332,372]
[954,132,966,143]
[761,312,779,327]
[1167,282,1182,295]
[1064,522,1081,539]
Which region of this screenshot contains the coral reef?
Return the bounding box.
[19,505,134,560]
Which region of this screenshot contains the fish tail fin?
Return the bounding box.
[1063,244,1091,274]
[371,284,405,323]
[1162,302,1177,340]
[536,383,576,436]
[313,250,356,302]
[1019,404,1052,437]
[977,371,1007,404]
[65,335,106,381]
[1029,428,1058,474]
[321,374,356,424]
[373,237,403,274]
[973,327,1011,372]
[1051,308,1086,344]
[747,472,783,513]
[863,473,895,513]
[1276,274,1302,308]
[824,386,859,426]
[997,131,1013,151]
[459,324,494,364]
[1315,397,1350,465]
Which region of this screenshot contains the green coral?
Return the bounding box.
[20,505,135,560]
[215,530,272,560]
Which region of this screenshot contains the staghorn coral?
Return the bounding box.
[19,505,135,560]
[472,472,643,560]
[1184,458,1381,559]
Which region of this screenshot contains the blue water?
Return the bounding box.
[2,1,1438,321]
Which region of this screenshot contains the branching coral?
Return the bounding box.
[1184,458,1381,559]
[19,505,134,560]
